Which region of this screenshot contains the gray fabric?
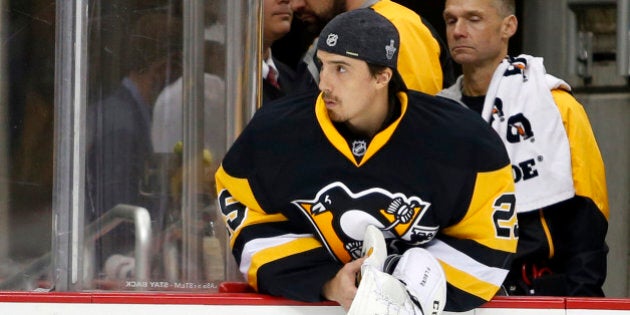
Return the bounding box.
[437,75,466,105]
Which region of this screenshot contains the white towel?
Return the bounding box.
[483,55,575,213]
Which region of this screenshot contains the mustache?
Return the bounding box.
[322,90,337,102]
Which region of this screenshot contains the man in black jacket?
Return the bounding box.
[262,0,297,105]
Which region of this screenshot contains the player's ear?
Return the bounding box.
[375,68,392,88]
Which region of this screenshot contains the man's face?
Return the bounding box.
[291,0,346,33]
[443,0,512,67]
[264,0,293,44]
[316,50,383,130]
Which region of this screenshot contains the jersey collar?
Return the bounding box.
[315,92,408,167]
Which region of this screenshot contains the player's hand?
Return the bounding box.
[321,257,366,311]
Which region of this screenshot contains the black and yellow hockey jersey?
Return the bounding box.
[215,90,518,312]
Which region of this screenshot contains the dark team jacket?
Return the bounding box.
[216,90,518,312]
[262,57,296,106]
[515,90,609,297]
[444,80,610,297]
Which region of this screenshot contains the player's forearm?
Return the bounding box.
[254,247,343,302]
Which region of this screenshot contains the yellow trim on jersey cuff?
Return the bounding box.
[441,262,501,302]
[248,238,323,291]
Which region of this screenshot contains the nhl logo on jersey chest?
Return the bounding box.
[352,140,367,157]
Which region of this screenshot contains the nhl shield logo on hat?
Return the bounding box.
[326,33,338,47]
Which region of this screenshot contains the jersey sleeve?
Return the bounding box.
[551,89,609,219]
[215,165,342,302]
[429,163,518,311]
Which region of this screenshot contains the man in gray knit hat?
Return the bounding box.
[216,8,517,315]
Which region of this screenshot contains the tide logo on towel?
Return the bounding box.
[512,158,539,183]
[505,111,538,183]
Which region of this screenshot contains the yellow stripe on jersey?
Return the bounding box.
[551,90,609,219]
[442,164,518,253]
[315,95,357,165]
[216,165,263,211]
[248,237,323,291]
[216,166,289,247]
[440,261,501,302]
[230,207,291,249]
[366,92,408,166]
[538,209,555,259]
[315,93,408,167]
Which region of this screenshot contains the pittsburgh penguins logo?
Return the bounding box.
[292,182,437,262]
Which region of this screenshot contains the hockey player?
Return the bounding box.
[216,8,518,313]
[290,0,455,95]
[440,0,609,296]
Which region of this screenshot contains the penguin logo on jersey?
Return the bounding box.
[292,182,437,262]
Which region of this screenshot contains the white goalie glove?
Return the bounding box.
[348,225,446,315]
